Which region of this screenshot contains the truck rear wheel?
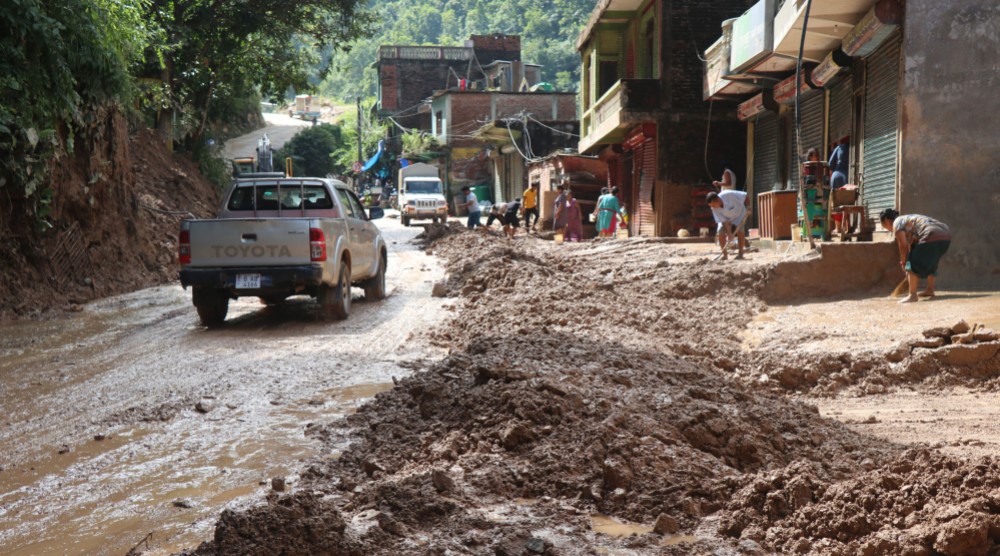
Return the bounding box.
[362,253,387,301]
[193,287,229,327]
[320,261,351,320]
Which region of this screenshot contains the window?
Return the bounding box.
[345,190,368,220]
[336,189,356,218]
[227,185,335,211]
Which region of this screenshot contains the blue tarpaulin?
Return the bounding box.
[361,140,384,172]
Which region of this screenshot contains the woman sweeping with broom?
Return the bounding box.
[879,208,952,304]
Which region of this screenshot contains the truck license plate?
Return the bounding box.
[235,273,261,289]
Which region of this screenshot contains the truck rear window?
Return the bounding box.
[227,185,335,211]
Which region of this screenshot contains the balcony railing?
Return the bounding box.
[378,46,473,62]
[580,79,661,153]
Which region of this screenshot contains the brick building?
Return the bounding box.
[577,0,754,237]
[431,90,578,207]
[375,35,524,131]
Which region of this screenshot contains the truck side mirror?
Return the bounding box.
[368,207,384,220]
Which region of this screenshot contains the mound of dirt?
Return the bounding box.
[0,109,218,320]
[720,448,1000,555]
[187,233,913,555]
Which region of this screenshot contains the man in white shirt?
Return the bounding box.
[706,190,750,260]
[461,186,481,229]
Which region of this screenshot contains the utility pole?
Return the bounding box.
[356,97,362,166]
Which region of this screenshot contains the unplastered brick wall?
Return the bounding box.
[470,35,521,65]
[659,0,752,185]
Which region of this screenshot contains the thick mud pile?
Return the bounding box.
[720,449,1000,555]
[182,231,1000,555]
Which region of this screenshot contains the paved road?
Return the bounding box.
[0,213,451,555]
[222,112,312,160]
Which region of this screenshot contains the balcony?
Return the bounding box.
[579,79,661,154]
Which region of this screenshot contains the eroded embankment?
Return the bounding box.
[182,229,1000,556]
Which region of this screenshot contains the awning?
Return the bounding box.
[361,140,384,172]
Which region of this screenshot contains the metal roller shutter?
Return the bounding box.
[862,32,902,216]
[828,76,852,152]
[638,138,656,237]
[789,92,825,188]
[751,113,779,228]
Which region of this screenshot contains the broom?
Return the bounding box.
[890,277,908,298]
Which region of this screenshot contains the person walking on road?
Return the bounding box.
[552,185,568,233]
[594,187,621,239]
[706,190,750,260]
[879,208,952,304]
[503,198,522,240]
[829,136,850,189]
[563,190,583,242]
[461,186,481,229]
[521,183,539,232]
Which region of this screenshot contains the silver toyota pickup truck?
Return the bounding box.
[179,177,387,325]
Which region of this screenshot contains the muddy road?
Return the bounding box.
[0,214,450,555]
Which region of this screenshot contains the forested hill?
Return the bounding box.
[320,0,595,101]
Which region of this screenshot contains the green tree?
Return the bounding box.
[277,124,346,178]
[1,0,150,197]
[143,0,376,149]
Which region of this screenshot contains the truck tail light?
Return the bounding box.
[178,227,191,265]
[309,227,327,262]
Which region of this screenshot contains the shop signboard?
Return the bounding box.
[810,50,851,88]
[773,72,819,105]
[730,0,775,73]
[623,124,655,150]
[738,94,766,122]
[842,0,903,57]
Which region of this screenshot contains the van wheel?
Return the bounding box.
[321,261,351,320]
[362,253,387,301]
[193,287,229,327]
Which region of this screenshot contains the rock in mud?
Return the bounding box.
[431,281,448,298]
[923,326,955,339]
[935,343,1000,366]
[501,423,536,450]
[885,343,911,363]
[431,469,455,493]
[195,399,216,413]
[654,513,680,534]
[362,459,385,477]
[173,498,195,509]
[951,320,972,335]
[602,458,634,491]
[271,476,286,492]
[910,337,947,349]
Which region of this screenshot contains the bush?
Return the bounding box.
[276,123,347,178]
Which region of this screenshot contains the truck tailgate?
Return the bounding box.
[189,219,312,267]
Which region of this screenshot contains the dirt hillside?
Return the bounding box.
[181,227,1000,555]
[0,109,219,320]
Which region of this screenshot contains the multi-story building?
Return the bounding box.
[577,0,754,237]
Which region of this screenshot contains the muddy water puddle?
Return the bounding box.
[0,381,398,556]
[591,515,698,548]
